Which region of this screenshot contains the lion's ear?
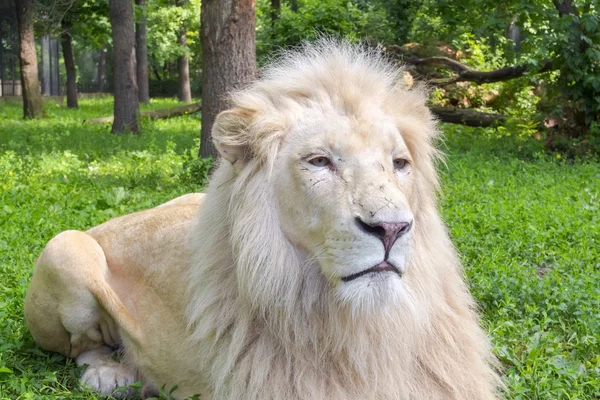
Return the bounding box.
[212,108,253,164]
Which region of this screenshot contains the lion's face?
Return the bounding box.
[274,106,415,310]
[212,44,437,314]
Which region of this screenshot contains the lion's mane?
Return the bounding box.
[185,41,500,399]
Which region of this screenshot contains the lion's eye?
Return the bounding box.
[309,156,331,167]
[394,158,409,170]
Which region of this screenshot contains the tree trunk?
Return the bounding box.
[49,39,60,95]
[178,41,192,103]
[152,64,162,81]
[97,47,107,92]
[0,28,3,96]
[136,0,150,104]
[41,36,51,95]
[553,0,578,18]
[15,0,45,118]
[200,0,256,158]
[177,0,192,103]
[61,30,78,108]
[552,0,586,52]
[109,0,140,133]
[290,0,297,12]
[271,0,280,22]
[178,39,192,103]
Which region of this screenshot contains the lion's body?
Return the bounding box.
[25,42,501,399]
[25,194,210,397]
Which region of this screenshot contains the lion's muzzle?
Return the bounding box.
[354,217,413,259]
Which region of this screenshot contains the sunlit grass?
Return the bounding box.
[0,99,598,399]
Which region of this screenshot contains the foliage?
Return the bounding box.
[539,1,600,154]
[26,0,600,151]
[0,99,599,398]
[257,0,600,154]
[146,0,201,68]
[34,0,111,48]
[406,0,600,155]
[361,0,417,43]
[32,0,201,94]
[256,0,395,59]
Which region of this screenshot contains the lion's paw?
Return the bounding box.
[81,361,137,397]
[77,346,138,398]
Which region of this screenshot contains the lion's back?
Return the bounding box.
[86,193,205,289]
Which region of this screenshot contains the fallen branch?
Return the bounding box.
[87,101,201,124]
[387,45,555,85]
[431,106,506,127]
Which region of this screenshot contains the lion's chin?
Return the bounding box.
[334,271,405,314]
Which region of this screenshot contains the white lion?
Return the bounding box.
[25,41,501,399]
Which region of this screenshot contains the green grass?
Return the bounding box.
[0,99,599,399]
[0,98,203,399]
[440,126,600,399]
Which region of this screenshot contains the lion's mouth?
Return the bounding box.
[341,261,401,282]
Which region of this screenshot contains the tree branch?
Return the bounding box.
[387,45,555,85]
[552,0,578,17]
[430,107,506,127]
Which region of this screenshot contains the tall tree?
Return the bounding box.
[136,0,150,103]
[200,0,256,158]
[97,47,107,92]
[35,0,112,98]
[40,37,51,95]
[177,29,192,103]
[61,22,78,108]
[177,0,192,103]
[15,0,45,118]
[109,0,140,133]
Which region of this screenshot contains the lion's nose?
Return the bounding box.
[355,217,412,258]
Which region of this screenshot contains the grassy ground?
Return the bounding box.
[0,98,599,399]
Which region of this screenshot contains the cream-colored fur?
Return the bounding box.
[25,41,501,399]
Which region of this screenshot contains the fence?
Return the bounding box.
[0,78,20,95]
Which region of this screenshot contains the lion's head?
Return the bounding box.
[206,41,440,315]
[187,40,499,400]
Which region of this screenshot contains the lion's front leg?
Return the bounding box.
[25,230,143,395]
